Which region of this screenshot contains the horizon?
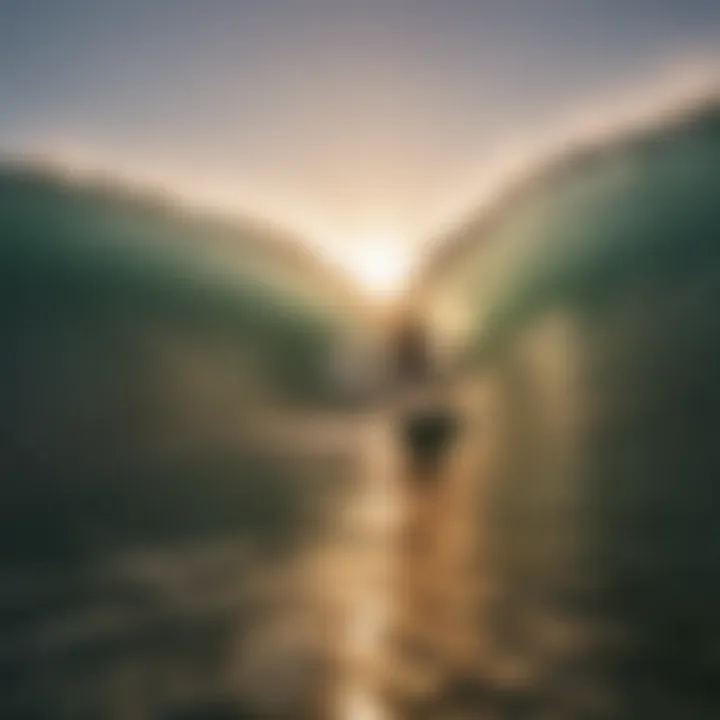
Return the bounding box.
[2,73,718,300]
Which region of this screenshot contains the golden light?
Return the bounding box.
[342,688,387,720]
[346,237,413,300]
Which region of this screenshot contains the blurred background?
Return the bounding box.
[1,2,720,718]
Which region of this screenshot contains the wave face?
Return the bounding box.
[422,97,720,344]
[0,167,362,718]
[415,99,720,717]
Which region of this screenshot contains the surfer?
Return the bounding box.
[389,313,459,479]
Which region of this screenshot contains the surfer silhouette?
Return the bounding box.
[390,313,458,478]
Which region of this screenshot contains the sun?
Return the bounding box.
[347,236,412,299]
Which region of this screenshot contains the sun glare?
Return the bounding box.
[348,238,412,299]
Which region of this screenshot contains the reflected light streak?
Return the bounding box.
[343,688,387,720]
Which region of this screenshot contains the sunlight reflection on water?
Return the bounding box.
[342,688,388,720]
[332,413,399,720]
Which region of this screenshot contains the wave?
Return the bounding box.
[416,68,720,292]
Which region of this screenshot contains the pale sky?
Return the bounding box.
[1,0,719,269]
